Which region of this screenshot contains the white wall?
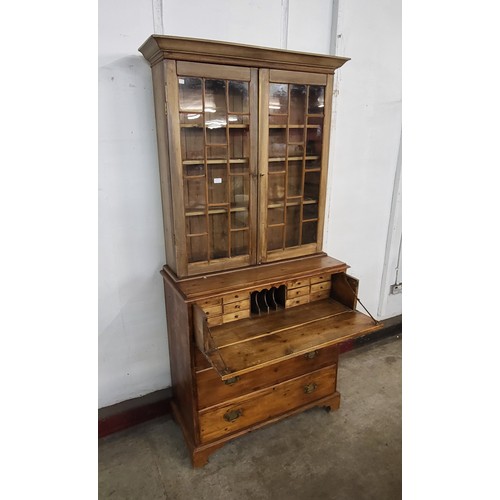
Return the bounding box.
[99,0,401,408]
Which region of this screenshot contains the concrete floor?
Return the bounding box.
[99,335,402,500]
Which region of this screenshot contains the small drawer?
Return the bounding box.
[197,297,222,308]
[207,315,223,327]
[201,304,223,317]
[198,365,336,443]
[222,291,247,304]
[310,274,331,285]
[310,289,331,302]
[223,309,250,323]
[287,277,311,290]
[310,282,331,294]
[287,285,310,299]
[223,299,250,314]
[286,295,310,308]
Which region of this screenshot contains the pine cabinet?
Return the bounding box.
[139,35,381,467]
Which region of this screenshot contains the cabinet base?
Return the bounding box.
[172,393,341,467]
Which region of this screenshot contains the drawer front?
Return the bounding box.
[207,315,223,327]
[287,277,311,290]
[286,295,310,308]
[223,309,250,323]
[198,366,336,443]
[310,289,331,302]
[201,304,223,317]
[287,285,310,299]
[310,274,331,285]
[310,281,331,294]
[223,299,250,314]
[196,345,338,409]
[222,291,248,304]
[197,297,222,308]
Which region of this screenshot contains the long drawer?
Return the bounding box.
[198,366,336,443]
[196,345,338,410]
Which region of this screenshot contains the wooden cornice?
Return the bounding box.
[138,35,350,74]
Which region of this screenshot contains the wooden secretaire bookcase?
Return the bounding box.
[139,35,382,467]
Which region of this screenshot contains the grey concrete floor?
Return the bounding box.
[99,335,402,500]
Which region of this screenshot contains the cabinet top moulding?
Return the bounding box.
[138,35,350,74]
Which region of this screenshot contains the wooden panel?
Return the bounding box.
[176,61,251,80]
[310,274,331,284]
[223,299,250,314]
[222,291,249,304]
[248,68,259,266]
[269,69,327,85]
[206,299,382,380]
[196,345,338,409]
[287,285,310,299]
[287,277,311,289]
[198,366,336,443]
[331,272,358,310]
[311,282,330,294]
[286,295,310,308]
[168,255,348,300]
[265,243,318,263]
[223,310,250,323]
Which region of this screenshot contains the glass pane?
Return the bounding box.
[228,114,249,125]
[180,128,204,160]
[206,126,226,145]
[230,161,249,174]
[267,226,283,251]
[287,160,303,197]
[208,165,227,204]
[178,77,202,112]
[210,210,229,259]
[306,119,323,156]
[289,85,306,125]
[269,115,287,126]
[229,129,249,159]
[231,230,249,256]
[186,214,207,234]
[180,112,203,125]
[304,171,321,202]
[205,79,227,126]
[188,235,208,263]
[303,202,318,221]
[269,160,285,173]
[231,175,249,208]
[289,127,304,144]
[285,205,301,247]
[269,129,286,158]
[305,158,321,170]
[231,209,248,229]
[184,178,206,210]
[302,221,318,245]
[185,163,205,177]
[268,174,285,204]
[288,144,304,158]
[207,145,227,160]
[308,86,325,114]
[228,81,249,113]
[268,206,284,225]
[269,84,288,114]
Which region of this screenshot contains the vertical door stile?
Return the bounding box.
[258,69,270,264]
[316,73,334,252]
[249,68,259,265]
[165,60,188,276]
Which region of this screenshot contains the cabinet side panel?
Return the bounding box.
[151,62,176,272]
[316,73,334,252]
[163,276,198,443]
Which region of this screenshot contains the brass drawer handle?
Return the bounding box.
[223,409,242,422]
[224,376,240,385]
[304,350,319,360]
[303,383,318,394]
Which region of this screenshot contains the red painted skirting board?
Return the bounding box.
[98,315,401,439]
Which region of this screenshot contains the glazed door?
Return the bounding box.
[258,69,334,263]
[168,61,259,277]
